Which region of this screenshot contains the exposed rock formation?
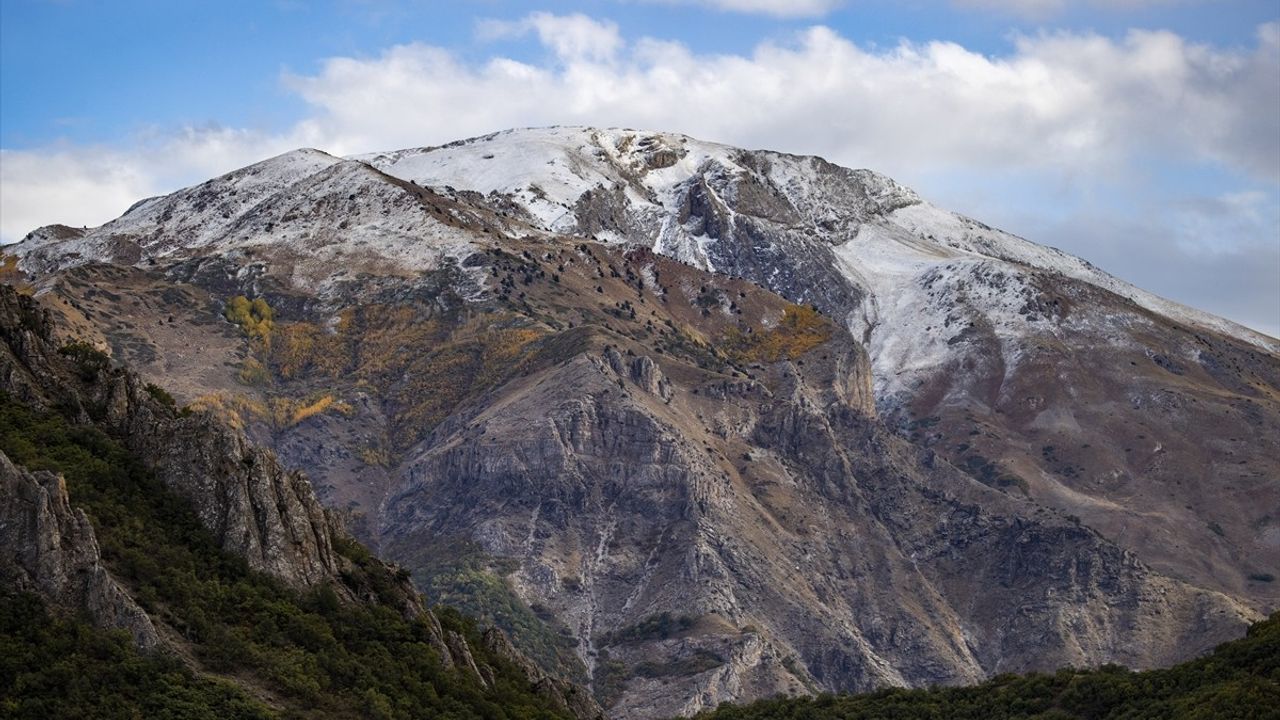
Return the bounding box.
[382,326,1252,717]
[0,451,158,649]
[0,286,342,589]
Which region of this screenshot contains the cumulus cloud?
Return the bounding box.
[7,14,1277,218]
[476,12,624,61]
[0,148,155,241]
[0,127,303,243]
[275,18,1279,184]
[2,12,1276,333]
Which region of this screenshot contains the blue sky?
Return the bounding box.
[2,0,1278,335]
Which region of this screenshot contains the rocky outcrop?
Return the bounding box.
[0,451,158,649]
[120,404,345,588]
[445,629,489,684]
[0,287,343,589]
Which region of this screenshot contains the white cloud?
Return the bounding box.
[2,13,1276,333]
[0,148,154,241]
[476,12,624,62]
[275,18,1279,185]
[0,128,300,242]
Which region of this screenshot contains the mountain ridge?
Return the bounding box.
[12,128,1275,350]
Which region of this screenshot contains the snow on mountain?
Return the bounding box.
[882,201,1275,354]
[356,127,738,239]
[355,127,1277,358]
[10,126,1275,365]
[9,148,488,290]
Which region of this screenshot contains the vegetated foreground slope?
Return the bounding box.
[691,610,1280,720]
[5,127,1277,718]
[0,286,600,720]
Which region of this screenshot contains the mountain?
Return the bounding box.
[5,126,1276,718]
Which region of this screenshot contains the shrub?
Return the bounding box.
[599,612,696,646]
[144,382,177,408]
[236,358,272,386]
[224,295,274,340]
[634,649,724,678]
[58,341,111,381]
[0,591,273,719]
[723,305,831,364]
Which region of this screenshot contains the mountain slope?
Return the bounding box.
[356,127,1280,608]
[4,127,1276,718]
[0,285,601,720]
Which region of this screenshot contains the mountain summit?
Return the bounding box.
[7,126,1277,718]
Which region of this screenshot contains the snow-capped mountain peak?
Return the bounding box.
[9,126,1275,361]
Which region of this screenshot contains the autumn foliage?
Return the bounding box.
[723,305,831,364]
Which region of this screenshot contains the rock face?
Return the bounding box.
[0,286,343,589]
[380,330,1251,718]
[5,127,1277,718]
[124,407,346,588]
[0,451,159,649]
